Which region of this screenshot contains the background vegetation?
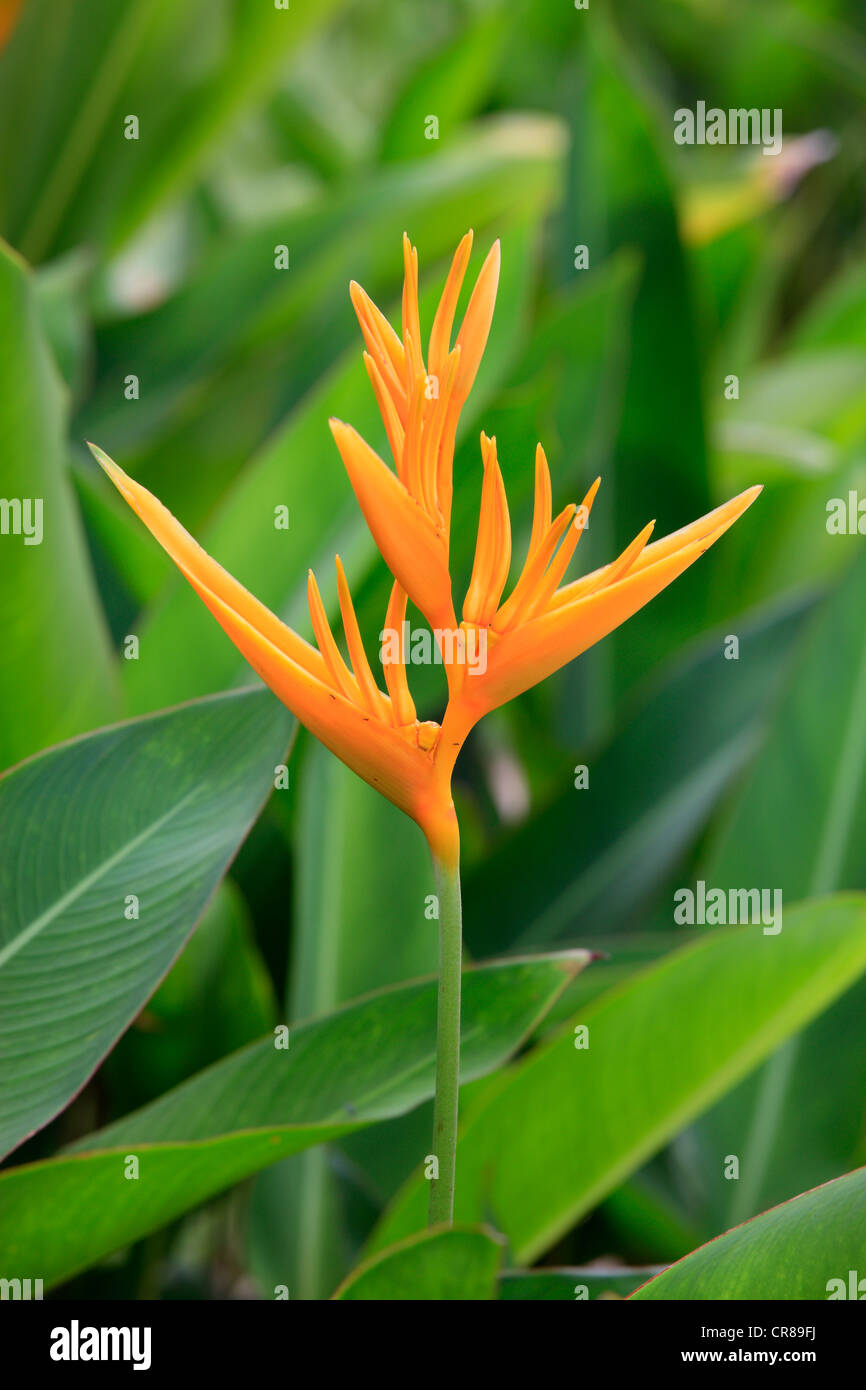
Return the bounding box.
[2,0,866,1300]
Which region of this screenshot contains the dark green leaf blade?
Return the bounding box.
[0,687,294,1158]
[0,951,590,1288]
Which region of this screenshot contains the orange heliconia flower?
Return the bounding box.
[93,232,759,867]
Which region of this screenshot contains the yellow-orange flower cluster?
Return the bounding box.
[94,232,759,865]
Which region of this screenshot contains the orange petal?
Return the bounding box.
[88,445,325,681]
[402,233,425,383]
[523,476,601,619]
[463,434,511,626]
[350,281,407,424]
[189,577,432,820]
[478,487,762,710]
[402,351,427,504]
[329,419,454,631]
[579,517,655,596]
[382,582,417,726]
[363,351,405,479]
[335,556,389,723]
[307,568,358,702]
[428,230,473,379]
[454,239,500,404]
[528,444,553,559]
[433,346,462,533]
[495,502,576,632]
[91,446,439,829]
[552,486,762,611]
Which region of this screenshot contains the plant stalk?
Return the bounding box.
[428,851,463,1225]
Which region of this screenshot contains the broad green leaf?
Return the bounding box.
[0,238,117,770]
[102,880,276,1114]
[0,0,161,257]
[465,594,812,955]
[369,896,866,1262]
[248,745,438,1301]
[102,0,349,251]
[500,1266,660,1301]
[0,687,294,1159]
[571,15,709,540]
[81,116,562,514]
[0,0,348,260]
[0,951,590,1288]
[693,550,866,1227]
[379,11,507,162]
[631,1167,866,1300]
[333,1226,503,1301]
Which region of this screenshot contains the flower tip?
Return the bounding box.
[86,440,113,471]
[87,442,128,492]
[733,483,764,515]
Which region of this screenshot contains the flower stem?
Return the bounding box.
[428,851,463,1225]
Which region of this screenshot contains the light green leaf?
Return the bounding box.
[81,116,562,497]
[333,1226,503,1301]
[248,745,438,1301]
[0,238,117,770]
[631,1167,866,1300]
[695,550,866,1226]
[0,951,590,1288]
[103,880,276,1113]
[369,896,866,1263]
[0,687,294,1159]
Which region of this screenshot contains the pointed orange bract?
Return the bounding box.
[93,233,760,865]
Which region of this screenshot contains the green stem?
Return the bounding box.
[428,852,463,1226]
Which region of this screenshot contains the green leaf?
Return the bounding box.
[81,117,561,505]
[0,951,590,1288]
[102,880,276,1114]
[500,1266,660,1301]
[333,1226,503,1301]
[0,238,117,770]
[103,0,349,250]
[379,11,507,162]
[465,594,812,955]
[573,15,709,539]
[0,0,349,259]
[247,745,438,1301]
[630,1167,866,1300]
[369,896,866,1263]
[694,550,866,1226]
[0,687,294,1159]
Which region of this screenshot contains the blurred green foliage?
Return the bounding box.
[2,0,866,1299]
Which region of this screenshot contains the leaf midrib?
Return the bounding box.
[0,790,196,971]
